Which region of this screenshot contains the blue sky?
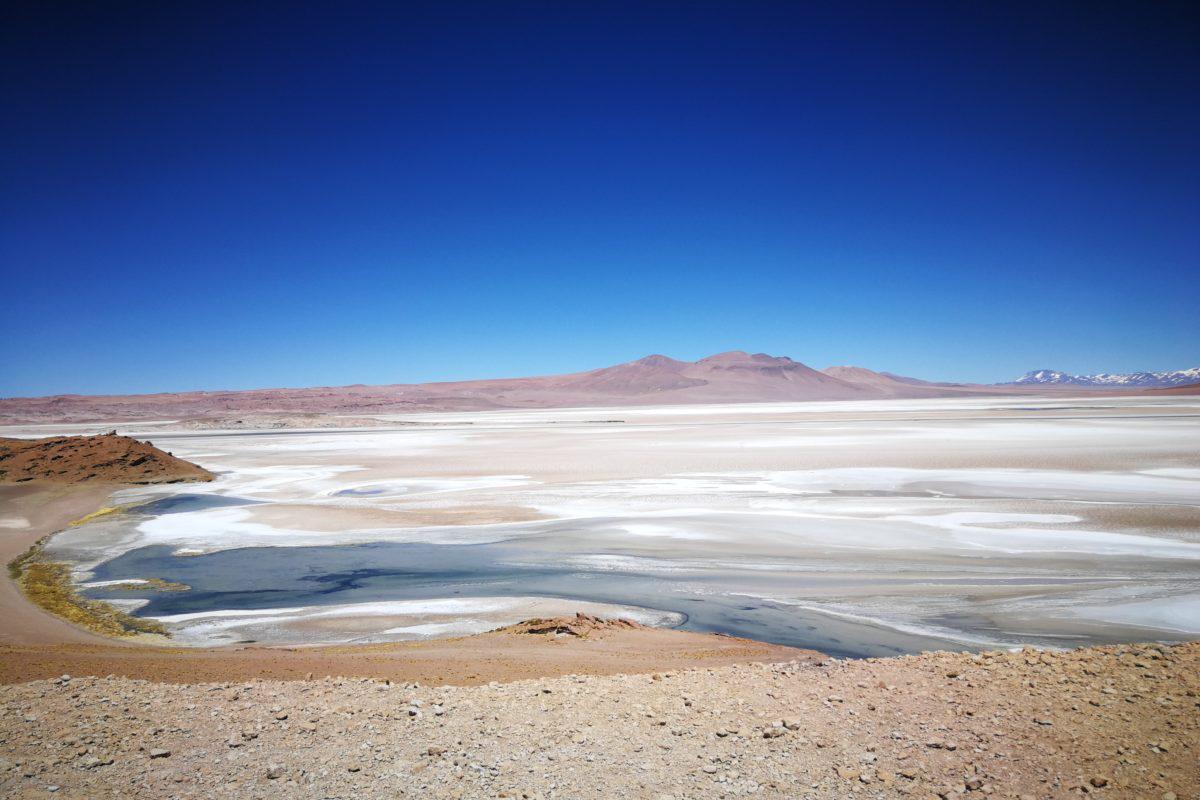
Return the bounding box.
[2,1,1197,396]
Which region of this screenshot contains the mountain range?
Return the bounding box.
[1,351,1197,424]
[1011,368,1200,388]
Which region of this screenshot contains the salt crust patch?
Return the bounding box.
[1067,595,1200,633]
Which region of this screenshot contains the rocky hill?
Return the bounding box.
[0,433,214,484]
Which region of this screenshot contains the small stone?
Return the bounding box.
[148,749,171,759]
[266,764,283,780]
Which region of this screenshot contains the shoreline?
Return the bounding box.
[0,482,819,685]
[0,482,131,647]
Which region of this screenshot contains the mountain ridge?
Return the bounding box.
[2,352,1196,424]
[1011,367,1200,388]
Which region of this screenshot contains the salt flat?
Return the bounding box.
[21,395,1200,655]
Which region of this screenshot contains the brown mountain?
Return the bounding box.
[0,351,1091,424]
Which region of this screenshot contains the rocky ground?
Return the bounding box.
[1,640,1195,800]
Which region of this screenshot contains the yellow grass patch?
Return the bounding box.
[68,505,124,526]
[92,577,191,592]
[7,544,168,638]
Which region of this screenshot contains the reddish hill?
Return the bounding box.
[0,433,214,484]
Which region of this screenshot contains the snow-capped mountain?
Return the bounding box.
[1012,367,1200,387]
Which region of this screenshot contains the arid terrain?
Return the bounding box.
[1,641,1195,799]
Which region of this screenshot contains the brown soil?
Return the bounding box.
[0,433,214,485]
[0,625,814,686]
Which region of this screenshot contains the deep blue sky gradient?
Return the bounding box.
[3,1,1197,396]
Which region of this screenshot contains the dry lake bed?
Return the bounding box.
[11,395,1199,656]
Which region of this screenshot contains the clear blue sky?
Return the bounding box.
[2,1,1197,397]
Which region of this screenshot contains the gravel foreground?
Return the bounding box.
[1,642,1196,800]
